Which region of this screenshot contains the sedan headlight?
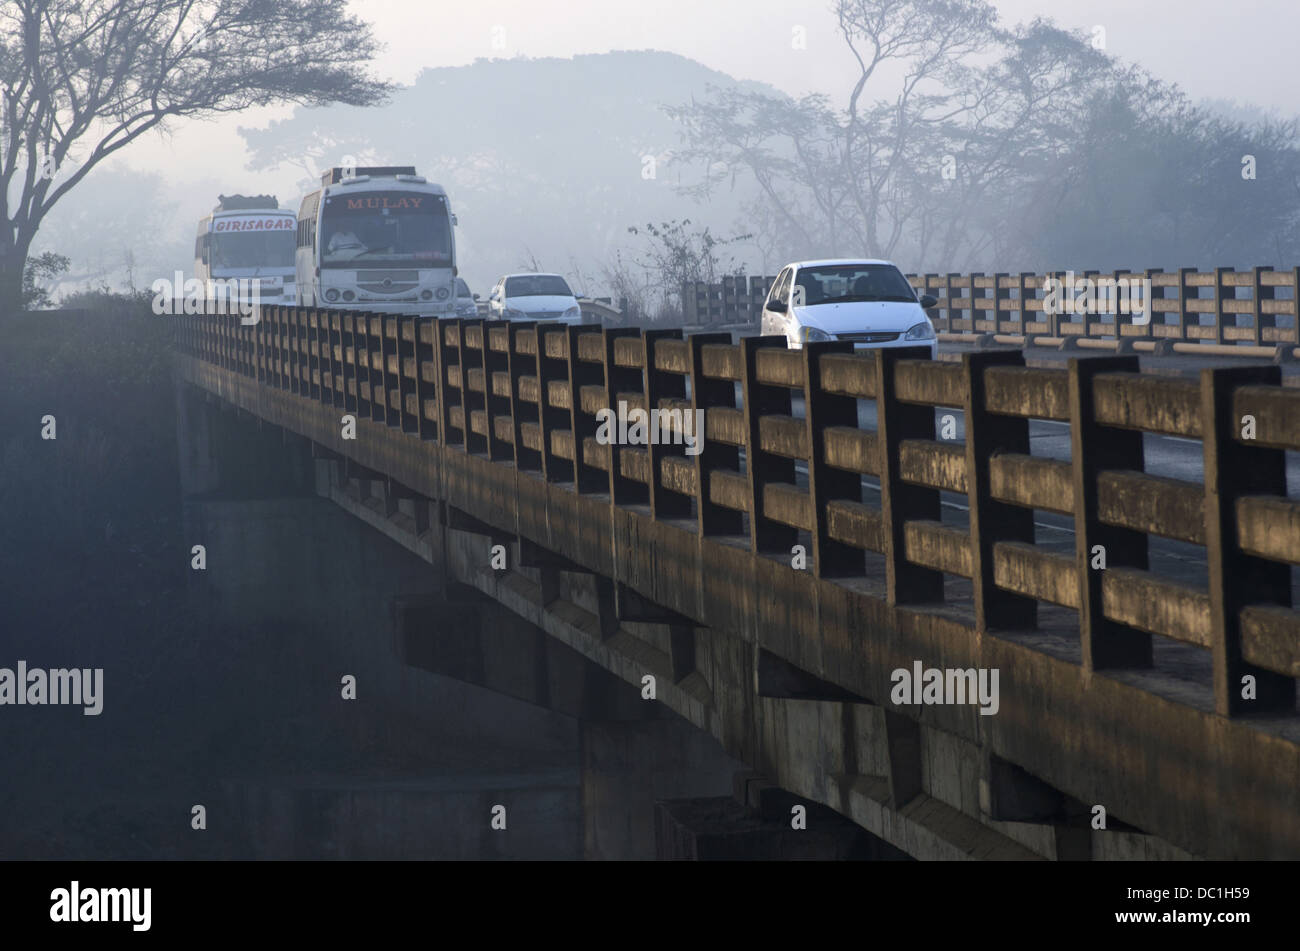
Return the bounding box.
[905,320,936,341]
[801,326,833,343]
[457,300,477,316]
[504,307,526,319]
[562,305,581,319]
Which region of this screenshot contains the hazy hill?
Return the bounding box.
[240,50,778,293]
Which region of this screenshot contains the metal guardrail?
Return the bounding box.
[173,305,1300,856]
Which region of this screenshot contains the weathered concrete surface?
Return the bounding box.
[183,419,743,859]
[173,350,1300,860]
[581,719,742,860]
[655,796,906,860]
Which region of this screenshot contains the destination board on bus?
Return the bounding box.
[210,216,295,233]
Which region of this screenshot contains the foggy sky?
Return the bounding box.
[136,0,1300,190]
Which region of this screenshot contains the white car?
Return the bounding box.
[487,272,584,323]
[760,259,938,357]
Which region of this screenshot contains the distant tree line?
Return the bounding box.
[666,0,1300,274]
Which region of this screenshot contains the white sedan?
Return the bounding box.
[486,272,585,324]
[760,259,938,358]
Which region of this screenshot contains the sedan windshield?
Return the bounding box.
[795,265,918,305]
[505,275,573,297]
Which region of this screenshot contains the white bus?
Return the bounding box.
[194,195,296,305]
[295,166,457,316]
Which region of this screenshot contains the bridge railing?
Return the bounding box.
[684,267,1300,358]
[175,306,1300,720]
[681,275,775,327]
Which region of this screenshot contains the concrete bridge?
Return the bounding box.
[172,305,1300,860]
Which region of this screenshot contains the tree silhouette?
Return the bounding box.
[0,0,393,310]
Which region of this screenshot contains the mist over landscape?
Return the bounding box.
[4,0,1300,894]
[23,6,1300,315]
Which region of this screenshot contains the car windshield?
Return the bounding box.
[505,275,572,297]
[320,190,453,269]
[211,230,295,270]
[794,265,918,305]
[456,278,472,298]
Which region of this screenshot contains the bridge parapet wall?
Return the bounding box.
[173,304,1300,858]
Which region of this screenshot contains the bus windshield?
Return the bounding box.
[211,230,295,270]
[319,191,453,269]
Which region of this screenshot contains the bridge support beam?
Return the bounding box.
[581,716,741,860]
[655,777,909,860]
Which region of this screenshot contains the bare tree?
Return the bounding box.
[0,0,393,309]
[599,247,654,320]
[668,0,1143,272]
[624,218,751,319]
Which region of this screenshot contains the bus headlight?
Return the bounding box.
[420,290,433,301]
[342,290,355,302]
[325,288,340,302]
[435,286,450,300]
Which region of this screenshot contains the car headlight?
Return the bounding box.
[562,305,581,319]
[504,307,526,319]
[905,320,936,341]
[801,326,833,343]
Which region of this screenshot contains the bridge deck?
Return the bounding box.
[175,307,1300,858]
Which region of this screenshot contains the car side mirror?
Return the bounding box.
[768,300,787,313]
[473,293,481,301]
[920,294,938,309]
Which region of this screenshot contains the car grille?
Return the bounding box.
[836,331,901,343]
[527,310,565,320]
